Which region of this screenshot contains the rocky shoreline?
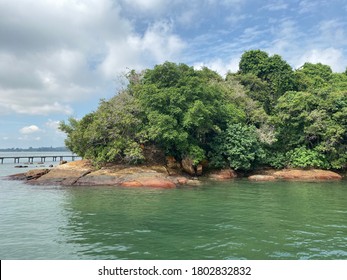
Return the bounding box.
[4,159,344,188]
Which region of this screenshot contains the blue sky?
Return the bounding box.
[1,0,347,148]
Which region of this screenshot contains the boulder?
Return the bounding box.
[75,164,177,188]
[166,156,182,176]
[273,169,342,181]
[248,175,276,181]
[196,164,203,176]
[181,157,196,176]
[7,159,200,188]
[174,176,189,185]
[166,156,179,169]
[120,181,143,187]
[120,178,176,188]
[186,179,202,186]
[138,178,176,188]
[208,169,237,180]
[25,169,50,180]
[35,160,94,185]
[74,174,122,186]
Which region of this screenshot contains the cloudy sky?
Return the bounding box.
[1,0,347,148]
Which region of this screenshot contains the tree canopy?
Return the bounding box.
[60,50,347,171]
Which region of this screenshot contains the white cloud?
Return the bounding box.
[266,16,347,72]
[0,0,346,123]
[0,0,186,116]
[298,0,320,13]
[99,21,186,78]
[20,125,41,134]
[318,20,346,45]
[264,0,288,11]
[45,119,60,130]
[120,0,166,13]
[194,57,240,77]
[0,91,73,115]
[295,48,346,72]
[221,0,244,6]
[45,119,66,138]
[267,19,300,56]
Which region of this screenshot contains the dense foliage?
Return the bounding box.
[60,50,347,171]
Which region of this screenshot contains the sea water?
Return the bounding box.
[0,153,346,260]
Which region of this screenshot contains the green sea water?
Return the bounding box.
[0,158,346,260]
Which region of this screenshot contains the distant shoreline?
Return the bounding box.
[0,147,69,152]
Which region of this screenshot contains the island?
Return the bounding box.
[5,50,347,186]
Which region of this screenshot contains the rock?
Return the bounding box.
[35,160,94,185]
[120,181,143,187]
[165,156,182,176]
[248,175,276,181]
[25,169,49,180]
[181,157,196,176]
[208,169,237,180]
[120,178,176,189]
[74,164,177,188]
[174,176,189,185]
[181,158,203,176]
[5,173,27,181]
[75,174,122,186]
[138,178,176,188]
[166,156,178,169]
[186,179,202,186]
[196,164,203,176]
[6,159,193,188]
[273,169,342,181]
[59,160,67,165]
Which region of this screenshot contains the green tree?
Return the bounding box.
[209,123,265,170]
[272,89,347,169]
[238,50,295,113]
[60,91,146,165]
[295,62,333,91]
[132,62,232,162]
[59,113,96,158]
[59,53,347,171]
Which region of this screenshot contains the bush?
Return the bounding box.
[209,123,265,170]
[286,147,329,169]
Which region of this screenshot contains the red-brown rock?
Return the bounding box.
[208,169,237,180]
[175,176,189,185]
[273,169,342,181]
[120,181,143,187]
[248,175,276,181]
[139,178,176,188]
[35,160,94,185]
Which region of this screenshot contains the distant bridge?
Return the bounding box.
[0,155,81,164]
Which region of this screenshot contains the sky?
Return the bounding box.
[1,0,347,148]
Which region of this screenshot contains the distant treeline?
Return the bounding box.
[0,147,70,152]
